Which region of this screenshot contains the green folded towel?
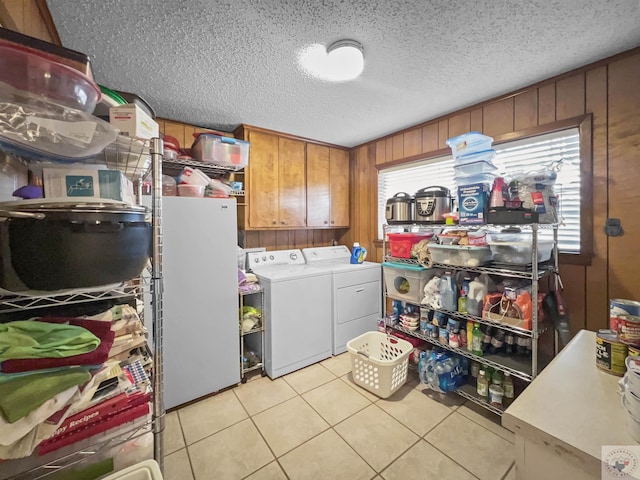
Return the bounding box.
[0,320,100,361]
[0,367,91,423]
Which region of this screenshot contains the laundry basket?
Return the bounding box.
[346,331,413,399]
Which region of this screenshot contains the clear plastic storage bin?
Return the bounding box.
[383,263,433,304]
[488,239,554,265]
[428,244,493,267]
[454,160,499,177]
[191,133,249,168]
[453,149,497,166]
[446,132,494,158]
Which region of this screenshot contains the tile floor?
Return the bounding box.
[164,353,516,480]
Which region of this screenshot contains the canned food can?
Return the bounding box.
[610,299,640,332]
[596,329,628,376]
[619,314,640,347]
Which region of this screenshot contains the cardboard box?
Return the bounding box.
[43,168,135,204]
[458,183,490,225]
[109,104,159,139]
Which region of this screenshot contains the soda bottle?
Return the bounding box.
[458,292,468,313]
[477,370,489,397]
[467,320,475,351]
[482,325,493,353]
[504,332,516,355]
[503,372,515,405]
[471,323,483,357]
[489,329,505,354]
[491,369,503,388]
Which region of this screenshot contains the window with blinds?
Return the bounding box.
[378,128,581,253]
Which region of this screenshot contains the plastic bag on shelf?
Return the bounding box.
[0,81,119,162]
[507,161,561,224]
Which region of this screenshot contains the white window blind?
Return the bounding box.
[378,128,582,253]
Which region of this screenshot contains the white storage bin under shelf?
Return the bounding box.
[383,263,435,305]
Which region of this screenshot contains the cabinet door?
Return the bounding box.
[248,131,279,228]
[306,144,331,227]
[278,138,306,227]
[329,148,350,227]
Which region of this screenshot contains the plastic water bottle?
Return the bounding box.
[468,277,488,316]
[439,272,457,311]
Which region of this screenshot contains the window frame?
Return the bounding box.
[375,114,594,265]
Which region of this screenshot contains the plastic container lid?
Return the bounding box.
[0,43,101,112]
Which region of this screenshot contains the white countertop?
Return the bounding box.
[502,329,636,472]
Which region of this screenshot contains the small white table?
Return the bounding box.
[502,329,636,479]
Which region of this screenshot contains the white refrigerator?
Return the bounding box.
[159,196,240,409]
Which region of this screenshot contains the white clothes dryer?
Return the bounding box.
[302,246,382,355]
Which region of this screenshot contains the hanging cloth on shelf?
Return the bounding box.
[0,367,91,423]
[0,317,115,374]
[0,320,99,361]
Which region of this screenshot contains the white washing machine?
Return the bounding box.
[302,246,382,355]
[247,249,332,378]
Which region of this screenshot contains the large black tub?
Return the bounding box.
[0,201,151,291]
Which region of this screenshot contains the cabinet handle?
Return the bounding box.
[331,220,335,224]
[272,220,277,225]
[281,220,287,225]
[356,288,364,293]
[324,220,328,224]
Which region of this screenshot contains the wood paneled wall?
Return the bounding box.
[354,48,640,335]
[157,119,346,250]
[0,0,58,43]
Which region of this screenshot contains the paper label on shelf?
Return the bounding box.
[30,117,97,144]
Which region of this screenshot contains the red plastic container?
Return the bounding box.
[387,232,434,258]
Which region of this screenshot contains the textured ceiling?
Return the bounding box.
[47,0,640,147]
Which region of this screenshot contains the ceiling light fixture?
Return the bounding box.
[297,39,365,82]
[326,40,364,81]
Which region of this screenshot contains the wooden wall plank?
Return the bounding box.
[375,140,386,165]
[607,55,640,300]
[514,90,538,131]
[448,112,471,138]
[385,138,393,163]
[483,97,514,138]
[242,231,260,249]
[559,265,587,336]
[556,73,586,121]
[162,121,187,149]
[259,231,277,250]
[585,66,609,331]
[2,0,24,31]
[403,129,422,157]
[392,134,404,160]
[470,108,483,132]
[538,84,556,125]
[438,120,449,149]
[421,124,438,153]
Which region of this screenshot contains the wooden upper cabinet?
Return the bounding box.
[329,148,349,227]
[306,144,331,227]
[278,137,306,227]
[306,145,350,228]
[248,131,279,228]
